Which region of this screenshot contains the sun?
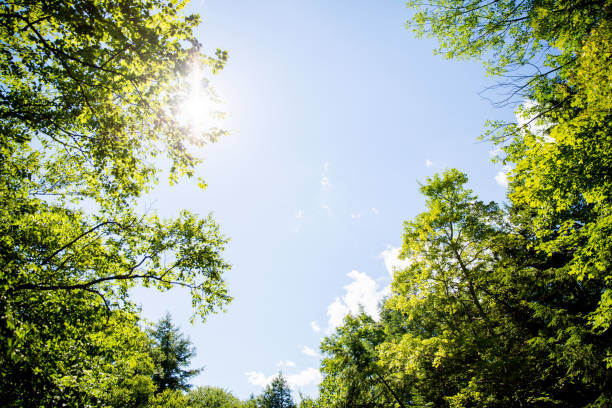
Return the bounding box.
[174,65,225,138]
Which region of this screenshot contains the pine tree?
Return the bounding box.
[260,374,295,408]
[148,313,201,392]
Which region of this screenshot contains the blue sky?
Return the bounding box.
[132,0,516,400]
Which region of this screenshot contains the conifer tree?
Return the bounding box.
[260,374,296,408]
[149,314,201,393]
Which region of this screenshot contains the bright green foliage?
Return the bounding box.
[0,307,157,407]
[317,171,611,406]
[259,374,296,408]
[315,1,612,407]
[149,314,201,393]
[149,389,191,408]
[188,386,243,408]
[405,0,612,334]
[319,313,410,408]
[297,395,319,408]
[406,0,608,76]
[383,171,610,406]
[242,394,263,408]
[0,0,228,198]
[0,0,231,404]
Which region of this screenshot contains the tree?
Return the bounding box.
[319,313,410,408]
[314,2,612,406]
[316,170,611,406]
[297,394,319,408]
[0,0,231,404]
[260,374,296,408]
[387,170,611,406]
[0,307,158,407]
[188,386,243,408]
[404,0,612,335]
[149,313,201,393]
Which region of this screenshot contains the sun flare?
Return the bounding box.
[174,65,225,137]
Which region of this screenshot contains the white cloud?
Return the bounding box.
[425,159,433,168]
[516,100,551,137]
[326,270,389,332]
[301,346,319,357]
[380,246,411,277]
[371,207,379,215]
[245,371,275,388]
[246,368,322,390]
[287,368,322,389]
[295,209,303,219]
[495,171,508,188]
[310,321,321,333]
[277,360,296,368]
[327,297,350,331]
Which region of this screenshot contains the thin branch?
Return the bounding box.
[41,220,124,265]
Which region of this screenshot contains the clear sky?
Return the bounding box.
[132,0,516,400]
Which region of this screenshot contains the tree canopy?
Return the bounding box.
[316,1,612,407]
[1,0,611,406]
[405,0,612,370]
[0,0,231,404]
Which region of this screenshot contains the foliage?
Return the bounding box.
[405,0,612,334]
[387,170,610,405]
[149,313,201,393]
[319,313,409,408]
[297,395,319,408]
[259,374,296,408]
[317,170,612,406]
[0,0,231,404]
[187,386,243,408]
[0,307,156,407]
[149,389,190,408]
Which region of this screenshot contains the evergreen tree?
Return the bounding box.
[149,314,201,393]
[260,374,296,408]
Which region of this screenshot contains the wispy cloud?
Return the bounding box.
[245,371,275,388]
[246,368,322,389]
[380,246,411,277]
[301,346,319,357]
[310,321,321,333]
[295,209,303,219]
[320,175,330,187]
[277,360,296,368]
[425,159,434,168]
[326,270,389,332]
[350,208,379,220]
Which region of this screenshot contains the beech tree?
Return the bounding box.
[405,0,612,335]
[0,0,231,404]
